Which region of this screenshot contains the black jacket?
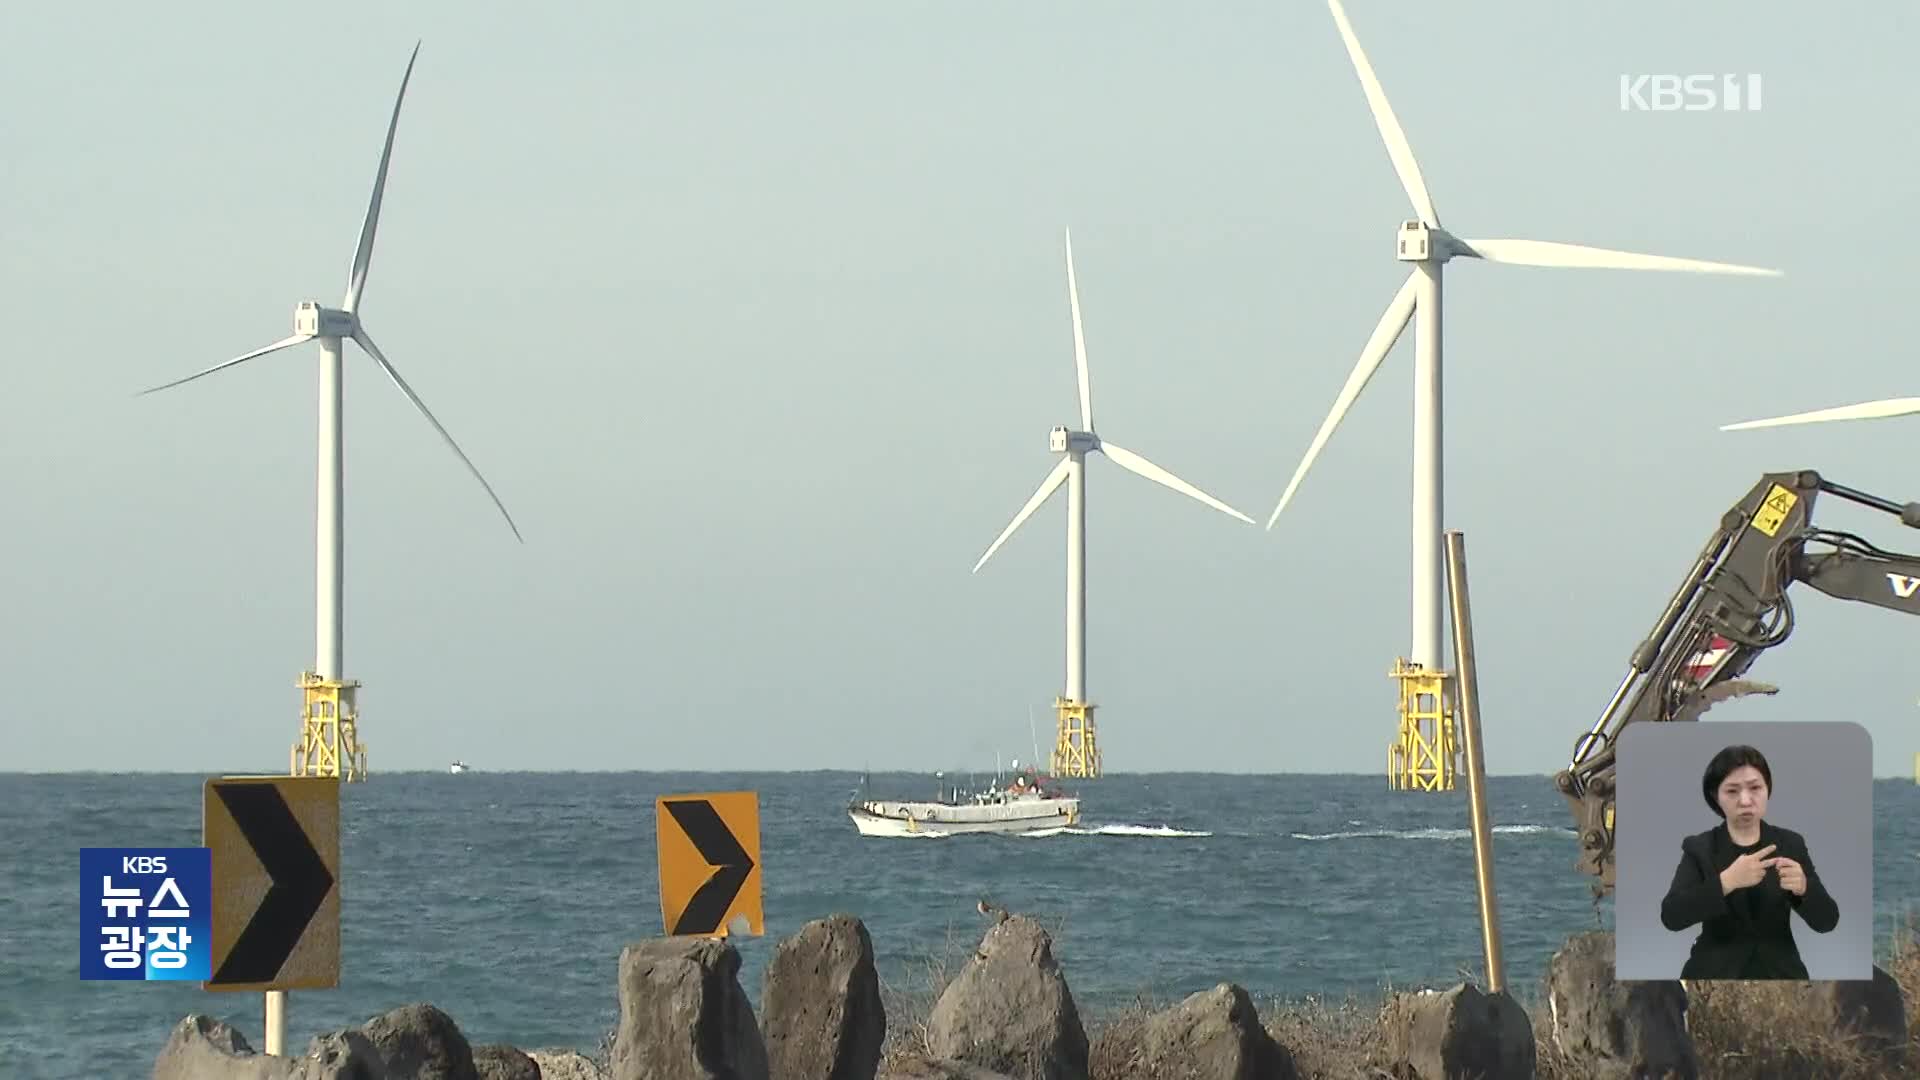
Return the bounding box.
[1659,819,1839,979]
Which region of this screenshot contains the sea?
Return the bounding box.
[5,771,1917,1079]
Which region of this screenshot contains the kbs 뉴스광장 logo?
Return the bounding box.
[80,848,212,981]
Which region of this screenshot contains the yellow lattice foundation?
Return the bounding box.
[291,671,368,782]
[1050,698,1100,778]
[1387,659,1456,791]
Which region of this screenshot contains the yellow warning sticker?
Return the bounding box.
[1750,484,1798,537]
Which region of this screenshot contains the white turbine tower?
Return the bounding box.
[1721,395,1920,431]
[139,42,520,785]
[972,229,1254,778]
[1269,0,1781,789]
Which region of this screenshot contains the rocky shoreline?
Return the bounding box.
[152,911,1916,1079]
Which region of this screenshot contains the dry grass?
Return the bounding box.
[593,1022,616,1073]
[1682,983,1889,1079]
[1249,992,1388,1080]
[1088,916,1920,1080]
[1672,912,1920,1080]
[874,910,1920,1079]
[878,918,979,1067]
[1251,918,1920,1080]
[1082,992,1161,1078]
[875,907,1072,1070]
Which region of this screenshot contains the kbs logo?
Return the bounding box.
[1620,74,1762,112]
[80,847,211,981]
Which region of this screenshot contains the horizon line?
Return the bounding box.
[7,768,1917,781]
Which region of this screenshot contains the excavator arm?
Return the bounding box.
[1553,469,1920,896]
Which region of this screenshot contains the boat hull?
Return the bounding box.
[848,798,1080,837]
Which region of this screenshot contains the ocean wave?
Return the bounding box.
[1015,823,1213,838]
[1290,824,1577,842]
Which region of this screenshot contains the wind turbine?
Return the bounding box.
[972,229,1253,778]
[1721,396,1920,431]
[1268,0,1780,774]
[138,42,520,782]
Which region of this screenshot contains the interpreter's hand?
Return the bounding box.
[1720,844,1777,893]
[1772,856,1807,896]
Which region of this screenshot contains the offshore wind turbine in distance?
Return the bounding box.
[1265,0,1781,786]
[137,41,521,781]
[971,229,1253,778]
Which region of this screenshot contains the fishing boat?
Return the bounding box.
[848,763,1080,836]
[449,760,470,775]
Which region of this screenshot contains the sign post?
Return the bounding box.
[1444,530,1506,993]
[202,775,341,1053]
[655,791,763,938]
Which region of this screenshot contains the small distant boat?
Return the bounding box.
[849,764,1080,836]
[449,761,470,775]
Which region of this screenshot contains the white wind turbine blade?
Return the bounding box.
[136,333,314,396]
[1268,270,1419,529]
[1455,238,1781,276]
[1098,442,1253,524]
[972,458,1071,574]
[1065,228,1093,431]
[343,41,422,313]
[1721,397,1920,431]
[350,326,523,542]
[1328,0,1439,228]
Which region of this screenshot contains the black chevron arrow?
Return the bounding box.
[212,783,335,984]
[664,799,754,935]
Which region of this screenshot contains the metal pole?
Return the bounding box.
[265,989,285,1054]
[1444,529,1505,993]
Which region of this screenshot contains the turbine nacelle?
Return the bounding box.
[1396,220,1433,262]
[295,302,358,340]
[1396,221,1475,264]
[1050,427,1098,455]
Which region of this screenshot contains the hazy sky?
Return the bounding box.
[4,2,1916,776]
